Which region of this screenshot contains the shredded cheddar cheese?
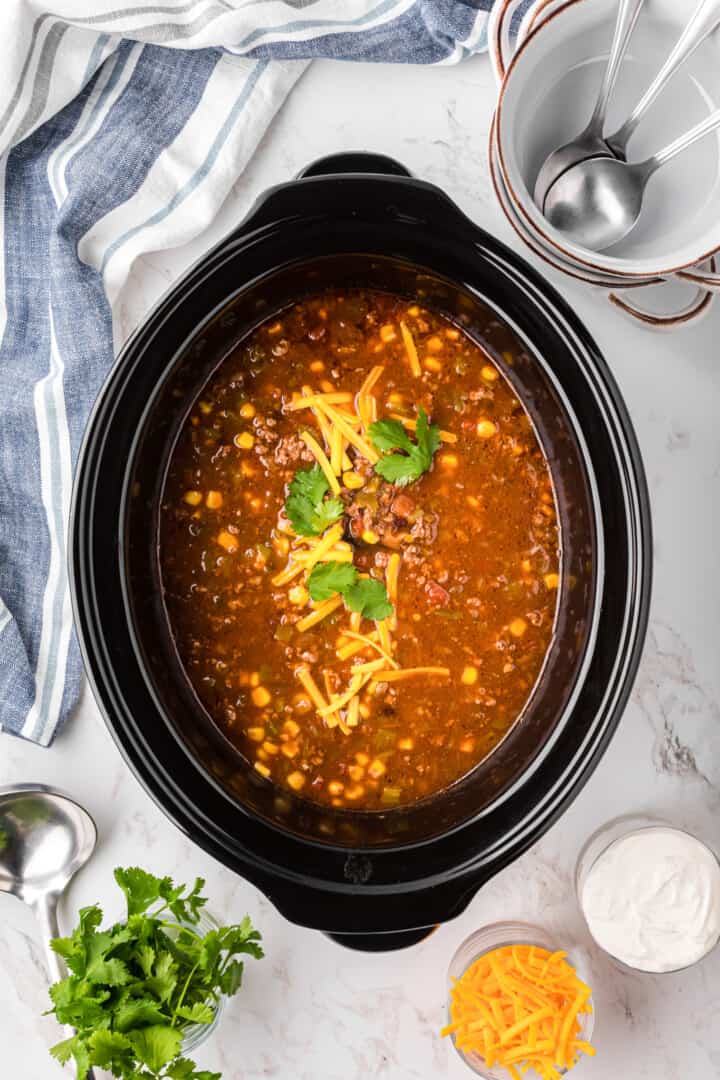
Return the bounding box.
[299,430,341,494]
[371,666,451,683]
[296,593,344,633]
[358,364,385,396]
[314,400,380,463]
[285,391,353,409]
[442,944,595,1080]
[295,666,327,712]
[400,320,422,377]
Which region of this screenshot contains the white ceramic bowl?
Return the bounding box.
[490,110,717,327]
[495,0,720,278]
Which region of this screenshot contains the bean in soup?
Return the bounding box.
[160,291,560,811]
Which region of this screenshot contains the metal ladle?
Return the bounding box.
[533,0,645,206]
[543,106,720,249]
[0,785,97,1075]
[536,0,720,211]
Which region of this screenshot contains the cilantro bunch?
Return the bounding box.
[284,463,343,536]
[46,868,263,1080]
[307,561,393,621]
[369,407,441,486]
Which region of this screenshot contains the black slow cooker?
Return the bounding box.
[70,153,651,950]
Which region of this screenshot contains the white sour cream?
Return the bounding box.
[580,827,720,973]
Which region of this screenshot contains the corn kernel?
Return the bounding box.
[407,305,420,317]
[426,335,444,353]
[247,727,265,742]
[267,320,283,335]
[293,694,313,715]
[367,759,386,780]
[355,752,370,766]
[362,529,380,545]
[387,392,404,405]
[235,431,255,450]
[344,783,365,801]
[183,490,203,506]
[379,323,397,343]
[280,741,299,758]
[309,360,325,373]
[445,328,461,341]
[466,495,480,509]
[461,666,478,685]
[459,737,476,753]
[327,780,345,796]
[216,530,238,553]
[254,761,271,778]
[251,686,271,707]
[441,453,458,470]
[283,719,300,738]
[348,764,365,782]
[343,471,365,490]
[477,419,497,439]
[521,559,532,574]
[239,402,256,419]
[424,357,443,373]
[359,704,371,720]
[544,573,560,590]
[397,737,415,751]
[510,618,528,638]
[320,379,335,393]
[288,585,309,606]
[287,770,306,791]
[198,401,213,415]
[249,672,260,687]
[481,364,499,382]
[205,490,223,509]
[262,740,279,756]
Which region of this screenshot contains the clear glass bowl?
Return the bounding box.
[165,910,226,1054]
[446,921,595,1079]
[576,814,720,974]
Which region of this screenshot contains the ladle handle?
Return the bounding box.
[645,106,720,174]
[30,891,65,987]
[31,894,98,1080]
[588,0,645,135]
[608,0,720,154]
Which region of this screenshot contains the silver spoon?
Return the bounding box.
[604,0,720,160]
[544,106,720,250]
[533,0,645,207]
[0,785,97,1074]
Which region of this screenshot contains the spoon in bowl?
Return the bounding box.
[543,106,720,250]
[533,0,645,207]
[0,785,97,1076]
[536,0,720,211]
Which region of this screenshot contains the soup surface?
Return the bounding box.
[160,291,560,811]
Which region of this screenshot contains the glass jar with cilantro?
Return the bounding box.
[46,868,263,1080]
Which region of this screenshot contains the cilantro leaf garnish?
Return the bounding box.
[369,407,441,487]
[284,464,344,536]
[307,560,359,601]
[345,578,394,621]
[45,868,262,1080]
[307,561,393,621]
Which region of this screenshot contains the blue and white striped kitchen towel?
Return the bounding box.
[0,0,492,745]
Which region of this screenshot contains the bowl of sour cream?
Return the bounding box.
[576,815,720,974]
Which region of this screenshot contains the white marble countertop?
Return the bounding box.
[2,54,719,1080]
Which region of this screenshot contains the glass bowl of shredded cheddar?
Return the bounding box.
[442,922,596,1079]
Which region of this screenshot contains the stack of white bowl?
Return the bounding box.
[488,0,720,327]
